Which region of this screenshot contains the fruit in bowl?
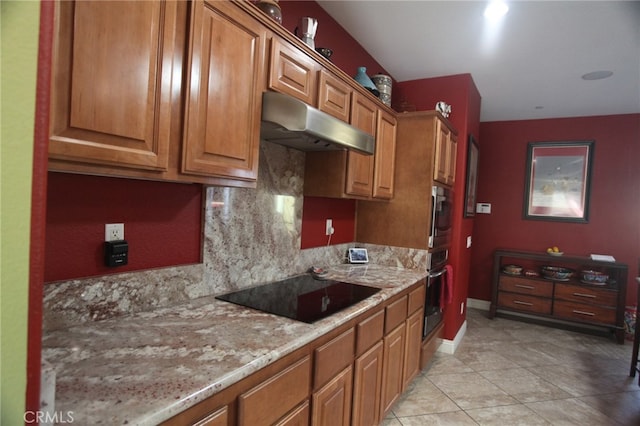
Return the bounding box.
[546,246,563,256]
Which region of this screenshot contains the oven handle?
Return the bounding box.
[429,187,437,248]
[428,268,447,279]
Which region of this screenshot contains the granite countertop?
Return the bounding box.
[42,264,427,425]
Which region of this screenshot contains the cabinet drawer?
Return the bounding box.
[238,356,311,426]
[385,295,408,334]
[407,283,426,315]
[499,276,553,297]
[356,310,384,356]
[498,293,551,315]
[314,328,355,390]
[554,283,617,307]
[553,301,616,325]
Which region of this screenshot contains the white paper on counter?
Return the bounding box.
[590,254,616,262]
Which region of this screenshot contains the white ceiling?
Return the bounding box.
[316,1,640,122]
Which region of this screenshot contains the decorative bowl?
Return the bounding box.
[581,270,609,284]
[548,251,564,256]
[315,47,333,60]
[503,264,523,275]
[541,266,574,280]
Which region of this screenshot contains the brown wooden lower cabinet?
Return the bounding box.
[163,279,437,426]
[312,366,353,426]
[352,341,383,426]
[402,310,423,389]
[380,322,406,416]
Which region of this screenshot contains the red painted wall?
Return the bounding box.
[470,114,640,306]
[395,74,482,341]
[280,1,393,80]
[45,173,202,282]
[300,197,356,248]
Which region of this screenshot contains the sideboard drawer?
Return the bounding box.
[499,276,553,297]
[554,283,617,307]
[498,292,551,315]
[554,300,616,325]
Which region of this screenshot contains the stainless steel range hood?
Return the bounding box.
[260,91,375,155]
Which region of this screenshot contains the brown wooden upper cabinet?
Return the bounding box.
[268,37,319,105]
[304,93,397,201]
[433,119,457,186]
[49,0,179,172]
[182,0,267,184]
[49,0,265,187]
[48,0,394,190]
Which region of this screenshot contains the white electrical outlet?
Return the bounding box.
[325,219,334,236]
[460,302,465,315]
[105,223,124,241]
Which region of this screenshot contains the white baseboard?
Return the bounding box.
[437,320,467,354]
[467,298,490,311]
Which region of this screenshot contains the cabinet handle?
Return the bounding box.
[514,300,533,306]
[572,309,595,316]
[515,284,535,290]
[572,292,596,299]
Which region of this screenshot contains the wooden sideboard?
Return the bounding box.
[490,249,628,343]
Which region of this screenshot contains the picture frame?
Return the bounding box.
[464,135,479,217]
[348,248,369,264]
[523,140,594,223]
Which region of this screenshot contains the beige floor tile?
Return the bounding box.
[578,390,640,425]
[453,349,521,372]
[465,404,551,425]
[398,309,638,426]
[395,410,478,425]
[428,372,518,410]
[424,352,474,376]
[391,374,460,417]
[525,398,615,424]
[479,367,571,403]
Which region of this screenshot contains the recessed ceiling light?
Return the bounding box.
[581,70,613,80]
[484,1,509,20]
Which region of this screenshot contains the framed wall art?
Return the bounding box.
[523,140,594,223]
[464,134,479,217]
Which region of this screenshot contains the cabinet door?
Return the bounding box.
[352,341,383,426]
[372,110,397,199]
[433,120,450,185]
[269,38,319,105]
[311,366,353,426]
[380,323,406,418]
[317,70,351,122]
[346,93,377,197]
[183,0,265,181]
[402,310,423,390]
[49,0,178,171]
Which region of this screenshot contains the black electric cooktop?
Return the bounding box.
[215,274,380,323]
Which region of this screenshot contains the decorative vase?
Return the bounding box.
[354,67,376,90]
[255,0,282,24]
